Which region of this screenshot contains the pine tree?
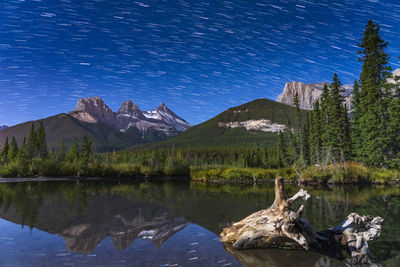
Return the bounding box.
[18,137,28,162]
[58,139,66,162]
[342,105,352,160]
[302,112,311,165]
[27,123,36,159]
[37,120,47,159]
[286,119,295,165]
[66,138,80,163]
[1,137,9,161]
[277,130,287,167]
[81,136,92,167]
[320,83,331,146]
[7,137,18,161]
[328,73,346,161]
[350,80,362,160]
[358,20,391,166]
[310,101,322,165]
[387,77,400,168]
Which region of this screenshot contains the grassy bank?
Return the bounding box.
[1,155,399,185]
[0,157,191,179]
[190,166,296,182]
[190,162,400,184]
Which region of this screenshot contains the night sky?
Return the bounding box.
[0,0,399,126]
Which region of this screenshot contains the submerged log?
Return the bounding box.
[220,177,384,265]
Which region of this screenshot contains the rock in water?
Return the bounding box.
[220,177,384,265]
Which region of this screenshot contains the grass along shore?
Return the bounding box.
[190,162,400,185]
[1,157,399,185]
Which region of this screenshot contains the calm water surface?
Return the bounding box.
[0,179,399,267]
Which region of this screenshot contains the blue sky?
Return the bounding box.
[0,0,399,126]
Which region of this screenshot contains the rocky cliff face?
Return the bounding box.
[276,81,353,110]
[277,68,400,110]
[70,97,191,136]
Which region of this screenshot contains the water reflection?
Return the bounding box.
[0,180,399,266]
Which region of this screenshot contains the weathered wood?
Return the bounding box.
[220,177,384,265]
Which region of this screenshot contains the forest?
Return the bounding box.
[0,20,399,183]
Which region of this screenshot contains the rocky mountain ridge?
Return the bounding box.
[276,81,353,110]
[276,68,400,110]
[70,96,191,136]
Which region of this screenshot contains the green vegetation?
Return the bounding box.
[0,113,170,153]
[276,20,400,181]
[130,98,305,149]
[0,20,399,184]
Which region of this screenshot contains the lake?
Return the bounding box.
[0,179,399,266]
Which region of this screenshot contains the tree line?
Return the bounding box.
[0,20,398,178]
[277,20,400,170]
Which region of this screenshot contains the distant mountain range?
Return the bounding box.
[133,98,304,149]
[0,97,190,152]
[2,69,399,152]
[0,125,7,131]
[70,96,190,135]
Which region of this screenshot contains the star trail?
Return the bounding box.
[0,0,399,126]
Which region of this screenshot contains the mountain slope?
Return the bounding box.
[0,97,191,152]
[0,114,147,152]
[71,97,191,135]
[131,98,304,149]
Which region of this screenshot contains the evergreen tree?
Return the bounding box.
[342,105,352,160]
[293,92,302,160]
[310,101,322,165]
[1,137,9,161]
[387,76,400,168]
[81,136,92,167]
[66,138,80,163]
[7,137,19,161]
[320,83,331,147]
[350,80,362,160]
[58,139,66,162]
[27,123,36,159]
[328,73,346,160]
[302,112,311,165]
[357,20,391,166]
[36,120,47,159]
[286,119,296,165]
[18,137,28,162]
[277,130,287,167]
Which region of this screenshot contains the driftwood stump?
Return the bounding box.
[220,177,384,265]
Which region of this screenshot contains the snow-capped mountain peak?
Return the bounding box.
[70,97,191,136]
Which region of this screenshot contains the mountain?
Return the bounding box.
[277,68,400,110]
[70,96,191,135]
[0,189,188,254]
[0,97,190,152]
[0,125,7,131]
[131,98,304,149]
[277,81,353,110]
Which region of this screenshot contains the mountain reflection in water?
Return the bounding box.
[0,180,399,266]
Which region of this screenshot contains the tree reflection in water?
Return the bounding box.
[0,180,399,266]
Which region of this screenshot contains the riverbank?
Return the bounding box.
[0,160,399,185]
[190,162,400,185]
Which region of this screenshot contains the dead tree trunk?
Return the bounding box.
[220,177,384,265]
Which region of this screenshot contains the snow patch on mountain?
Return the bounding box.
[70,97,191,136]
[219,120,286,133]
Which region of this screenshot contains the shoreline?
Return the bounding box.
[1,175,399,186]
